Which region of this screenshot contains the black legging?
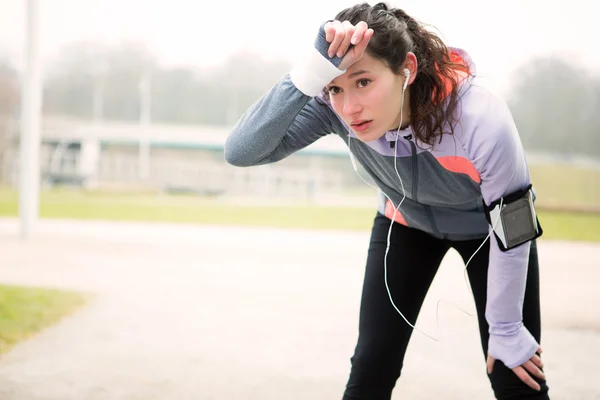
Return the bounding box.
[342,212,550,400]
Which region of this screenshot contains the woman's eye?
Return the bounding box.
[358,79,371,88]
[328,86,342,95]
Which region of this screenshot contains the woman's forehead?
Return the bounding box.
[337,54,389,79]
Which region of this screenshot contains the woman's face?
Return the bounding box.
[325,53,407,142]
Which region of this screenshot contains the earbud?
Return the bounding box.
[402,68,410,90]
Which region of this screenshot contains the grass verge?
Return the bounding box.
[0,283,88,354]
[0,187,599,242]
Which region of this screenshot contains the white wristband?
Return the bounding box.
[290,46,346,97]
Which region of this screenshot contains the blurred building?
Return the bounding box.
[0,117,372,203]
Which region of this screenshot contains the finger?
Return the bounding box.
[531,354,544,370]
[523,360,546,382]
[328,22,346,58]
[537,346,543,355]
[513,366,541,392]
[350,21,368,45]
[324,21,337,43]
[350,28,373,60]
[336,21,356,58]
[486,354,495,374]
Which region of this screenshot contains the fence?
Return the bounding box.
[1,144,349,203]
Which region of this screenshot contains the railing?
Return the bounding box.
[0,147,344,201]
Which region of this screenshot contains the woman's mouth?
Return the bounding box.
[351,120,373,132]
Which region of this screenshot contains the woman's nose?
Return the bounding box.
[343,94,362,116]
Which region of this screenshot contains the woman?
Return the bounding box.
[224,2,549,399]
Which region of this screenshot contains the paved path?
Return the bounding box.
[0,218,599,399]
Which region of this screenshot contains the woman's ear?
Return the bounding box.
[404,52,418,85]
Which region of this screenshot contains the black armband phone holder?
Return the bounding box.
[483,184,543,252]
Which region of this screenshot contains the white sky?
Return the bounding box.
[0,0,598,93]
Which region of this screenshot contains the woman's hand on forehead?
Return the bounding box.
[324,20,374,71]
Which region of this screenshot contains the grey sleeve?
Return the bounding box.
[224,21,348,167]
[223,73,335,167]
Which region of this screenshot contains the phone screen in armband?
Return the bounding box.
[501,194,538,248]
[486,187,543,251]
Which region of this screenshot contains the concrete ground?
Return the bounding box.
[0,218,598,400]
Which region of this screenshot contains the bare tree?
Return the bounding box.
[507,56,600,159]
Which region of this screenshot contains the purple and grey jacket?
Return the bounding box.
[224,29,540,369]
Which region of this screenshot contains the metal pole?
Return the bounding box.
[19,0,41,239]
[138,65,151,180]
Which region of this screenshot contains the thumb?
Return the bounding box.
[486,354,495,374]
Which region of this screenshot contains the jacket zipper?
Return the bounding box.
[408,138,442,237]
[409,140,419,201]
